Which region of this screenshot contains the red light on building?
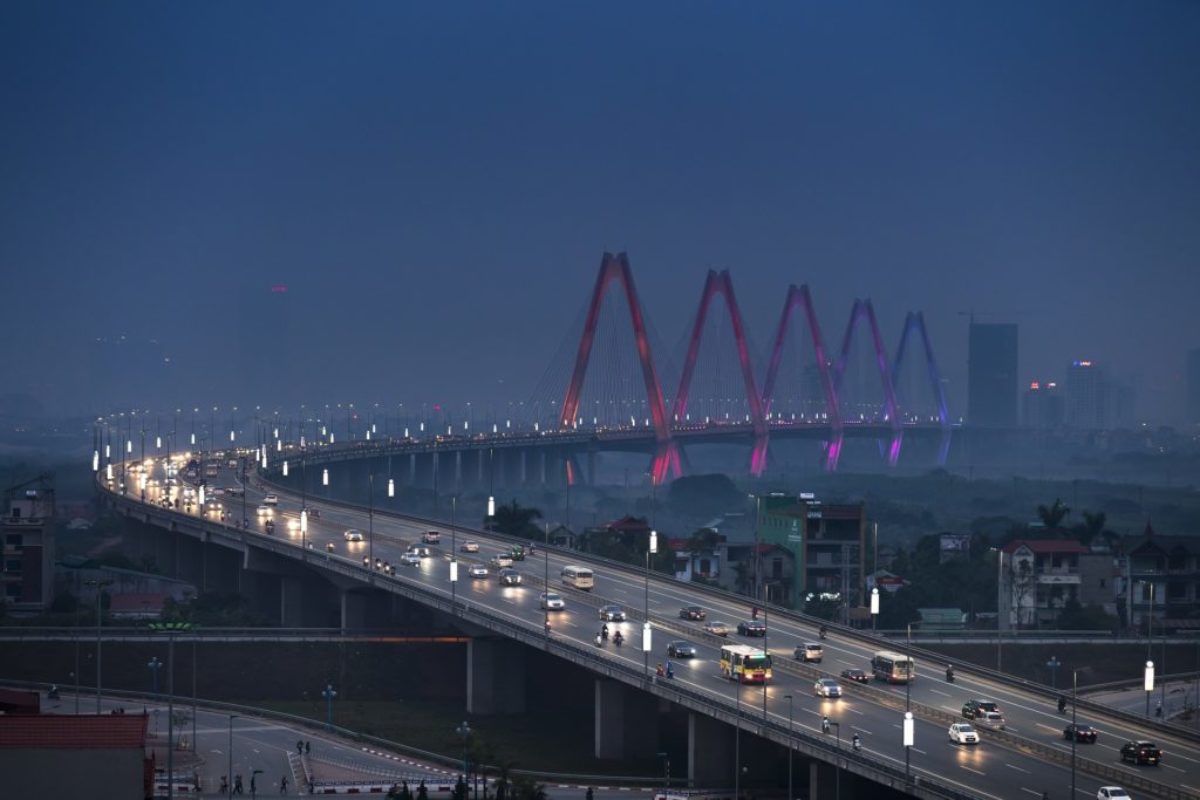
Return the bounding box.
[270,285,288,293]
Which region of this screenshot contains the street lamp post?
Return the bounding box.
[871,587,879,632]
[543,524,550,641]
[148,656,162,695]
[368,473,375,573]
[1145,660,1155,719]
[150,622,192,800]
[84,578,112,713]
[903,711,915,782]
[784,694,794,800]
[733,684,741,800]
[451,496,458,607]
[829,720,841,800]
[1071,668,1079,800]
[645,529,656,677]
[905,622,913,782]
[995,548,1005,671]
[656,752,669,789]
[455,721,471,787]
[1047,656,1061,690]
[322,684,337,730]
[227,715,236,800]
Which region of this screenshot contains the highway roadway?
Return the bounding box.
[118,457,1200,800]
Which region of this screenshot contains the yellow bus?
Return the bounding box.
[719,645,772,684]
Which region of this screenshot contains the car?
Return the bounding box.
[301,506,320,518]
[737,620,767,637]
[469,564,489,579]
[961,700,1000,720]
[497,568,522,586]
[422,530,441,544]
[599,605,626,622]
[286,518,301,532]
[490,554,514,569]
[407,545,431,558]
[976,711,1006,730]
[460,541,480,553]
[666,641,697,658]
[795,643,823,663]
[1120,740,1161,765]
[679,605,707,621]
[839,668,869,684]
[256,504,272,515]
[263,494,279,506]
[1064,724,1098,743]
[948,723,980,745]
[703,621,730,637]
[539,592,565,610]
[399,552,421,566]
[1096,788,1130,800]
[508,545,526,561]
[344,529,364,542]
[813,679,842,698]
[211,487,226,497]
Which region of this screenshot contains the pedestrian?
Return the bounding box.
[296,740,303,755]
[305,740,311,755]
[234,774,244,795]
[220,776,229,794]
[586,788,594,800]
[250,774,257,797]
[280,775,288,794]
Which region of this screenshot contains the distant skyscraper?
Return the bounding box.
[1066,360,1108,429]
[1188,348,1200,427]
[1023,380,1064,429]
[967,322,1018,427]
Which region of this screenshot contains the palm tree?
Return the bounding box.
[1036,498,1071,532]
[1079,510,1106,546]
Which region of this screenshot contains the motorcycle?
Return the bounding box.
[819,626,828,640]
[852,735,861,751]
[946,669,955,683]
[1057,697,1067,714]
[613,632,624,648]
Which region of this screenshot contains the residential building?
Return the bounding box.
[2,480,55,612]
[1123,529,1200,632]
[1001,539,1090,628]
[1023,380,1064,429]
[967,322,1019,428]
[1066,360,1108,429]
[752,493,866,615]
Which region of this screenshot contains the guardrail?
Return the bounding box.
[101,478,1198,800]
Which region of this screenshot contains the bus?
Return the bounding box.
[204,463,220,478]
[561,565,595,590]
[719,645,772,684]
[871,650,916,684]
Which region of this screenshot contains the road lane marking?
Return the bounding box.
[1005,763,1029,773]
[960,766,986,776]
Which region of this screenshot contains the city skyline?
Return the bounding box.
[1,2,1198,424]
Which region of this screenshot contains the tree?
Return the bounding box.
[666,474,742,519]
[1079,510,1106,547]
[492,501,544,540]
[1056,600,1118,632]
[1036,499,1071,531]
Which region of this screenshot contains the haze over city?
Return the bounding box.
[2,1,1198,424]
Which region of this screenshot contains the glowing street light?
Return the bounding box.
[388,478,395,498]
[282,460,289,477]
[92,450,100,472]
[871,587,880,631]
[322,468,329,487]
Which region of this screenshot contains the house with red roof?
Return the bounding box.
[1000,538,1117,628]
[0,711,151,798]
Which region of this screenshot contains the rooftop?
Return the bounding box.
[0,713,147,749]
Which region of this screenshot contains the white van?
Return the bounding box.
[561,565,595,590]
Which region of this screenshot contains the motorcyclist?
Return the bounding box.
[613,630,624,647]
[819,625,828,640]
[822,715,831,734]
[656,663,666,678]
[1057,696,1067,714]
[946,664,955,682]
[852,733,861,750]
[666,662,674,679]
[601,623,609,640]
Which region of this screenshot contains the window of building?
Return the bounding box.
[4,559,22,574]
[5,534,21,548]
[4,583,19,598]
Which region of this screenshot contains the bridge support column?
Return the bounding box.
[687,711,733,787]
[340,590,369,633]
[520,450,527,486]
[455,451,463,492]
[466,638,527,714]
[594,680,661,760]
[539,451,546,485]
[409,454,417,485]
[281,576,304,628]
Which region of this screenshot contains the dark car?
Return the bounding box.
[599,605,627,622]
[840,668,870,684]
[737,619,767,637]
[1064,724,1098,743]
[667,640,697,658]
[961,700,1001,720]
[1120,740,1161,765]
[679,605,707,621]
[509,545,526,561]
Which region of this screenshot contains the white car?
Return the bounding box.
[813,679,842,698]
[490,554,514,569]
[1097,788,1130,800]
[460,541,480,553]
[948,723,980,745]
[399,552,422,566]
[976,711,1006,730]
[469,564,489,579]
[407,545,431,558]
[539,592,565,610]
[286,518,300,532]
[344,529,364,542]
[256,504,272,516]
[263,494,279,506]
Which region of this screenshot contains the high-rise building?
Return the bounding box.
[1187,348,1200,427]
[1023,380,1064,429]
[967,322,1018,428]
[1066,360,1108,429]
